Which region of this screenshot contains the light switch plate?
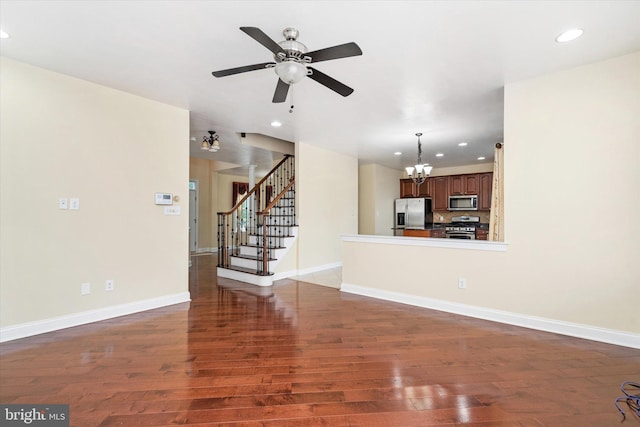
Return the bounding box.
[70,198,80,210]
[81,282,91,295]
[59,198,68,209]
[164,206,181,215]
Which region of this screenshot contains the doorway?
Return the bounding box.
[189,180,198,253]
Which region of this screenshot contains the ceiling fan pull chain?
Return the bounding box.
[289,86,295,113]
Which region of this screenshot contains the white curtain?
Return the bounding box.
[489,143,504,241]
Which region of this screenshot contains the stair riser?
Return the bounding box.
[230,256,276,270]
[239,246,287,259]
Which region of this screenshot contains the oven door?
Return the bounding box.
[446,232,475,240]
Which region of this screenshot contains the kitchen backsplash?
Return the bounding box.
[433,211,490,224]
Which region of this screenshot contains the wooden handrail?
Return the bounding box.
[217,154,293,215]
[259,177,295,216]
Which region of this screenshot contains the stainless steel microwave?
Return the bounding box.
[448,195,478,211]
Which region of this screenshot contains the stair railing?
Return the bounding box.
[217,154,295,275]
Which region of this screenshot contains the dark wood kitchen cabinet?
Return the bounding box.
[478,172,493,211]
[476,228,488,240]
[400,179,415,198]
[430,228,446,238]
[450,173,479,195]
[400,178,431,198]
[432,176,449,211]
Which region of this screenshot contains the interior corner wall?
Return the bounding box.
[0,58,190,331]
[373,164,401,235]
[297,142,358,270]
[358,164,376,235]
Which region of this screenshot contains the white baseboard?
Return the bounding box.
[273,262,342,282]
[196,247,217,253]
[296,262,342,276]
[340,283,640,349]
[0,292,191,343]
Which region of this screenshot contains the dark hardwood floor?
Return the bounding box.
[1,254,639,426]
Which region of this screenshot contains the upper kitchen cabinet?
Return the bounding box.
[479,172,493,211]
[432,176,449,211]
[449,173,479,195]
[400,178,432,198]
[400,179,415,198]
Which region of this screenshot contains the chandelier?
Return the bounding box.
[405,133,432,187]
[200,131,220,152]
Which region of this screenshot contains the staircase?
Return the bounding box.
[217,155,296,286]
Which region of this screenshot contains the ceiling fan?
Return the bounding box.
[212,27,362,103]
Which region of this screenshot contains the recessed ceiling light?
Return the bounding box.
[556,28,583,43]
[0,30,10,39]
[394,152,402,156]
[477,156,486,160]
[458,142,468,147]
[270,121,282,127]
[435,153,444,157]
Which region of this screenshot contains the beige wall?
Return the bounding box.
[429,163,494,177]
[372,164,402,235]
[297,142,358,269]
[358,164,376,235]
[344,51,640,335]
[0,58,190,329]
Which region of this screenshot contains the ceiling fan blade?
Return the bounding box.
[272,78,290,103]
[240,27,285,55]
[306,42,362,63]
[307,67,354,97]
[212,62,275,77]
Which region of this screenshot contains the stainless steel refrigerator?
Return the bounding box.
[394,198,433,236]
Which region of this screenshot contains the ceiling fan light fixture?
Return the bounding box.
[275,60,307,84]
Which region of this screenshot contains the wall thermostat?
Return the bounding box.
[155,193,173,205]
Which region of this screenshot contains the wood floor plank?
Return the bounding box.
[1,254,639,426]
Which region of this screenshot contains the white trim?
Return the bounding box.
[272,269,298,281]
[217,267,273,286]
[0,292,191,343]
[195,247,217,254]
[340,283,640,349]
[189,179,199,253]
[342,234,508,252]
[296,261,342,276]
[272,262,342,282]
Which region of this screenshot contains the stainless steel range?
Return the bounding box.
[445,215,480,240]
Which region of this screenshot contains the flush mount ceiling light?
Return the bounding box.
[270,121,282,127]
[0,30,10,39]
[458,142,468,146]
[435,153,444,157]
[405,133,433,188]
[201,131,220,152]
[478,156,486,160]
[556,28,583,43]
[394,152,402,156]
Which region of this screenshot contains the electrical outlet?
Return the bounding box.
[59,198,68,209]
[458,278,467,289]
[81,282,91,295]
[105,280,114,291]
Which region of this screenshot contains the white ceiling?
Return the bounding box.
[2,1,640,174]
